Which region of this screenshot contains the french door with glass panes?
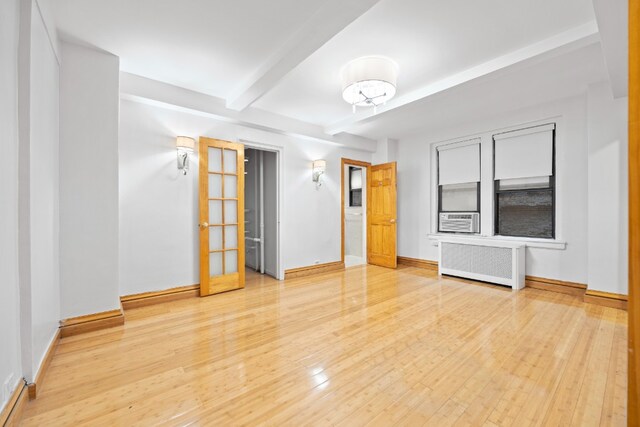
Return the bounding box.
[198,138,245,296]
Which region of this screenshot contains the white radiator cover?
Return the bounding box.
[438,237,525,289]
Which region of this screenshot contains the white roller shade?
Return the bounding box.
[494,124,554,180]
[438,141,481,186]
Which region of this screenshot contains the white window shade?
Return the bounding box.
[494,124,554,180]
[438,142,481,186]
[350,168,362,189]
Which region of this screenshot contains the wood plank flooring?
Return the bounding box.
[20,265,627,426]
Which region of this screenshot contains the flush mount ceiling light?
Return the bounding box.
[341,56,398,113]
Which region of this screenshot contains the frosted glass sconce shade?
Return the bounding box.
[176,136,196,175]
[312,159,326,188]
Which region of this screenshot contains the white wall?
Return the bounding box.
[0,0,24,409]
[119,99,372,295]
[60,42,121,318]
[587,82,629,294]
[396,95,590,284]
[29,0,60,377]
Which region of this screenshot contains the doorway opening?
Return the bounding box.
[244,147,278,279]
[342,159,370,267]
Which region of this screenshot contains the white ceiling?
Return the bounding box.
[254,0,596,126]
[52,0,609,141]
[53,0,326,98]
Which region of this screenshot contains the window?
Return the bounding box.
[437,141,481,232]
[349,167,362,207]
[439,182,479,212]
[494,124,555,239]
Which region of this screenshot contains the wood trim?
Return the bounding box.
[27,328,61,399]
[630,0,640,422]
[394,258,590,298]
[0,380,28,427]
[120,284,200,310]
[341,158,371,264]
[397,256,438,271]
[284,261,345,280]
[0,382,28,427]
[584,290,628,310]
[525,275,587,297]
[59,306,125,338]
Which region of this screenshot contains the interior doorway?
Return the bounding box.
[244,147,278,278]
[342,159,370,267]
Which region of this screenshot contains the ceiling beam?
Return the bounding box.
[225,0,382,112]
[120,72,377,152]
[325,21,600,136]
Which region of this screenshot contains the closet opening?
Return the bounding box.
[244,147,278,279]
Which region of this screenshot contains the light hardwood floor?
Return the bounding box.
[20,265,627,426]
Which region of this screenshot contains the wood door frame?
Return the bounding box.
[629,0,639,423]
[341,158,371,264]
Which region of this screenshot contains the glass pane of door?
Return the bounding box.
[225,250,238,274]
[209,252,223,276]
[224,175,237,198]
[209,200,222,224]
[208,174,222,198]
[223,149,237,173]
[209,226,223,251]
[224,200,238,224]
[208,147,222,172]
[224,225,238,249]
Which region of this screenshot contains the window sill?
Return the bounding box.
[427,233,567,250]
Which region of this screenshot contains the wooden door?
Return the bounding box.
[199,138,245,296]
[367,162,397,268]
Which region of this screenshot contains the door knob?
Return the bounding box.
[199,222,209,229]
[389,219,396,223]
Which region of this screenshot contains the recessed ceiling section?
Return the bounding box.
[254,0,596,126]
[346,43,607,140]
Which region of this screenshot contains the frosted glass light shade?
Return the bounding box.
[342,57,398,107]
[312,159,326,174]
[176,136,195,151]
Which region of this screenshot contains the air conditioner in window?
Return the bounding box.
[439,212,479,233]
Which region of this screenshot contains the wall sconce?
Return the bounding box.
[176,136,195,175]
[312,159,326,188]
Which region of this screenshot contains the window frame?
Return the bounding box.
[493,127,556,239]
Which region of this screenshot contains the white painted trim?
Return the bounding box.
[493,123,556,140]
[428,233,566,250]
[240,139,286,280]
